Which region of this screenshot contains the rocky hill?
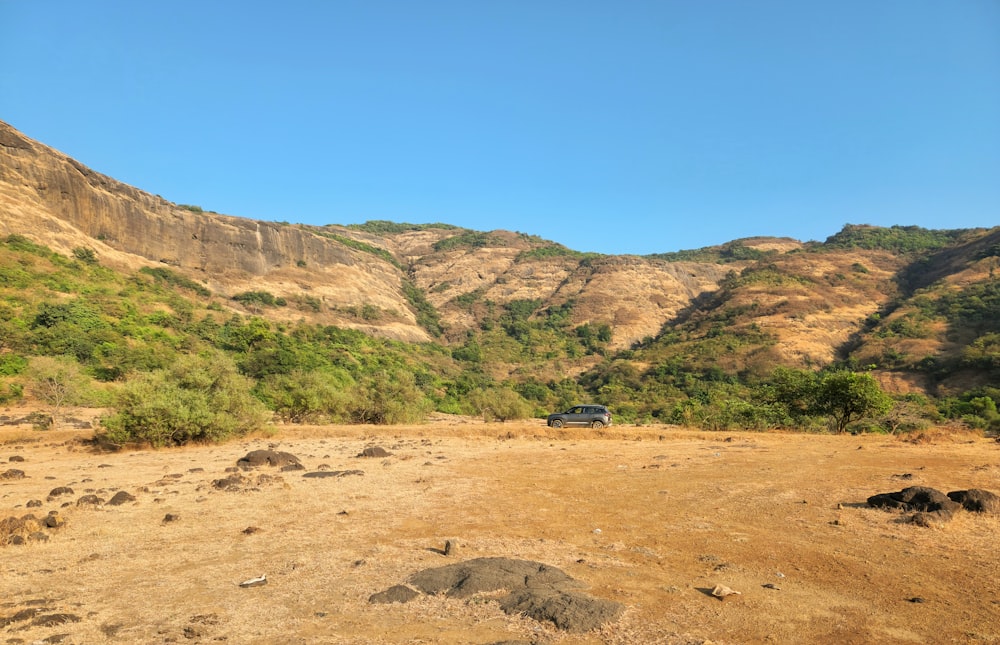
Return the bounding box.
[2,119,998,409]
[0,119,761,348]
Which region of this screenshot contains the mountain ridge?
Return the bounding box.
[2,119,998,422]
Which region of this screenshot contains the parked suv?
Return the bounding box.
[546,405,612,429]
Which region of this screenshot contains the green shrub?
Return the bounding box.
[72,247,98,264]
[139,266,211,297]
[347,370,432,424]
[99,353,269,446]
[255,369,354,423]
[468,386,532,422]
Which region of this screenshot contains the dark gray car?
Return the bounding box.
[546,405,612,429]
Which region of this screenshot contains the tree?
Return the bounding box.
[812,371,892,433]
[26,356,88,429]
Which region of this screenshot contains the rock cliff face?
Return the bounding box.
[0,121,430,340]
[0,119,748,347]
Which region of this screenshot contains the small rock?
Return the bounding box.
[239,574,267,588]
[711,584,742,599]
[163,513,180,523]
[107,491,136,506]
[48,486,74,498]
[369,585,420,604]
[236,450,301,470]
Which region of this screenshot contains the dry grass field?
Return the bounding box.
[2,416,999,644]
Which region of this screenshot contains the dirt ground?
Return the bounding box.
[1,416,999,644]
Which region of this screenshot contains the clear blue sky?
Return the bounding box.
[2,1,998,255]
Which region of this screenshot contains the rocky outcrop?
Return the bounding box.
[0,119,744,348]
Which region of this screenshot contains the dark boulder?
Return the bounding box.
[107,491,137,506]
[867,486,960,513]
[378,557,626,633]
[947,489,1000,514]
[236,450,301,470]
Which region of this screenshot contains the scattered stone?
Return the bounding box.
[212,472,286,492]
[357,446,391,458]
[8,455,25,462]
[239,574,267,588]
[368,585,420,604]
[190,614,220,625]
[711,584,742,599]
[947,489,999,514]
[303,469,364,479]
[31,613,81,627]
[1,469,25,480]
[762,583,781,590]
[76,494,104,506]
[163,513,180,523]
[280,462,305,472]
[242,526,262,535]
[43,512,65,528]
[0,514,45,545]
[26,499,42,508]
[47,486,74,499]
[908,597,926,603]
[0,607,39,627]
[107,491,136,506]
[444,539,456,556]
[236,450,301,470]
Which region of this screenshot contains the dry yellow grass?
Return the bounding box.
[1,419,999,644]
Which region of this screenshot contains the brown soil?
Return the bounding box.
[1,419,998,644]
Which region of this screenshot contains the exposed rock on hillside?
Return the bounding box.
[0,120,742,347]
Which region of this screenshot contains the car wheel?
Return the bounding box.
[551,419,564,428]
[591,420,604,429]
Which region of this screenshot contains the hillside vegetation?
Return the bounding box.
[2,120,998,441]
[1,221,998,444]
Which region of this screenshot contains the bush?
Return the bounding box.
[255,369,354,423]
[468,386,533,422]
[99,352,269,446]
[347,370,432,424]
